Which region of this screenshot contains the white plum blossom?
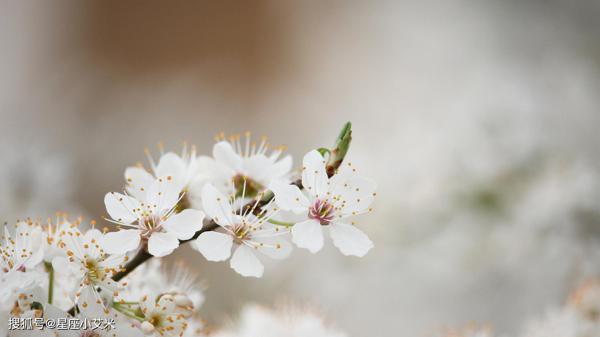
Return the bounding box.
[117,259,205,312]
[51,227,126,302]
[36,287,146,337]
[125,144,208,210]
[270,150,376,257]
[103,176,205,257]
[1,221,47,337]
[201,133,293,199]
[1,220,44,273]
[137,293,190,337]
[193,183,292,278]
[3,287,52,337]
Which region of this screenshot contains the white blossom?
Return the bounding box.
[125,145,208,210]
[137,293,189,337]
[193,183,292,278]
[118,259,205,312]
[270,150,376,256]
[1,221,44,273]
[103,176,205,257]
[200,133,293,200]
[1,221,45,316]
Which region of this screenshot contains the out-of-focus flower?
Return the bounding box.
[26,287,146,337]
[1,221,46,326]
[193,183,292,278]
[103,176,204,257]
[432,325,495,337]
[211,304,347,337]
[4,287,52,337]
[519,280,600,337]
[40,214,80,264]
[568,279,600,322]
[182,317,209,337]
[118,259,205,312]
[138,293,189,337]
[201,133,293,200]
[270,150,376,256]
[1,220,44,273]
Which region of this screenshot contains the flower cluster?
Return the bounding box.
[1,123,378,336]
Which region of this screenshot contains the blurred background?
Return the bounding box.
[1,1,600,336]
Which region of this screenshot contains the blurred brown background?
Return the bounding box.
[2,1,600,336]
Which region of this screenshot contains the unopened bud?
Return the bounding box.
[141,321,155,334]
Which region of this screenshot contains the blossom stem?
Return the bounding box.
[44,261,54,304]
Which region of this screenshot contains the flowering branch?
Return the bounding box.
[112,122,353,282]
[5,120,378,337]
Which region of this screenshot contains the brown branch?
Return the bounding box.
[112,221,220,282]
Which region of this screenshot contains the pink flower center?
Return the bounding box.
[309,199,335,225]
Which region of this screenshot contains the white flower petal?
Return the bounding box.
[155,152,186,180]
[101,229,141,254]
[243,154,271,181]
[162,209,204,240]
[213,141,243,171]
[301,150,329,198]
[267,154,293,179]
[230,245,264,278]
[24,247,44,270]
[147,232,180,257]
[78,286,106,319]
[330,168,377,216]
[193,231,233,261]
[201,183,234,226]
[269,181,310,214]
[291,219,324,253]
[125,166,154,199]
[145,178,181,213]
[256,238,293,260]
[104,192,141,223]
[197,155,235,182]
[51,256,70,274]
[82,228,105,258]
[329,222,373,257]
[84,228,103,243]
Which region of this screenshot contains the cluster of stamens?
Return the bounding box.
[230,222,252,244]
[308,199,336,225]
[140,215,163,238]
